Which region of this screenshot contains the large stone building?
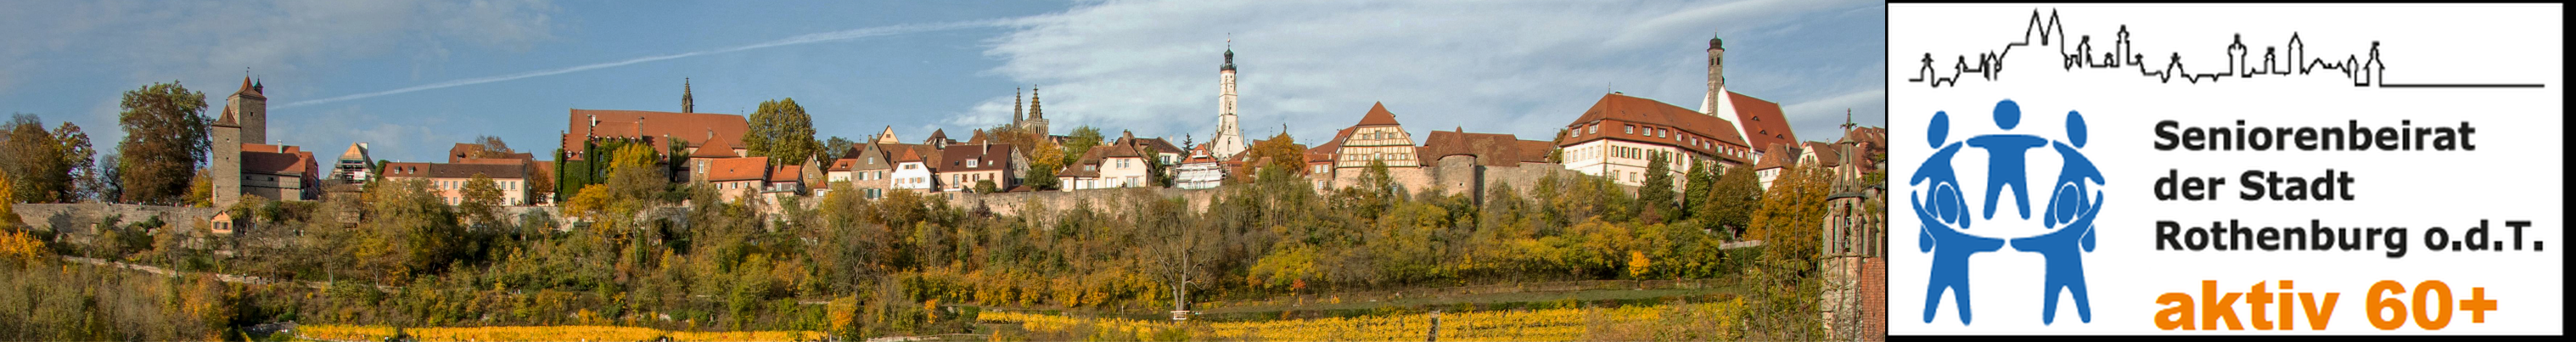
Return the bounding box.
[379,162,532,206]
[1556,93,1754,187]
[1417,128,1558,205]
[210,77,322,205]
[1304,103,1424,190]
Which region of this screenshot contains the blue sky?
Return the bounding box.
[0,0,1885,164]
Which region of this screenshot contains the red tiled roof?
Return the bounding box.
[769,165,803,182]
[1418,130,1552,167]
[240,143,315,176]
[1560,93,1752,165]
[1754,143,1797,171]
[1804,142,1841,167]
[1729,92,1798,154]
[563,109,750,160]
[703,156,769,182]
[1355,102,1401,126]
[940,143,1018,172]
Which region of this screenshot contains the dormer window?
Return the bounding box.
[968,160,979,167]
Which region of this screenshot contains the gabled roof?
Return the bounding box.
[1562,93,1752,165]
[1728,92,1798,154]
[1754,143,1798,171]
[1356,102,1402,126]
[940,143,1019,173]
[234,76,264,98]
[1132,137,1184,155]
[703,156,769,182]
[564,109,749,159]
[241,143,315,176]
[1803,141,1841,167]
[768,165,803,182]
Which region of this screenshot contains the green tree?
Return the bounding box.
[822,136,854,161]
[1061,126,1104,165]
[1636,152,1676,224]
[745,98,818,168]
[1702,162,1763,239]
[1,115,70,203]
[115,81,211,205]
[1679,160,1716,222]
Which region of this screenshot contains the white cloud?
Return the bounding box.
[975,0,1884,147]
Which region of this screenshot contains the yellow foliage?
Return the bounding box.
[977,302,1738,342]
[0,229,46,266]
[299,324,825,342]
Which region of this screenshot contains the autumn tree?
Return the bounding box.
[55,122,96,202]
[1748,164,1831,261]
[1233,131,1304,183]
[460,174,504,227]
[466,135,514,159]
[0,115,69,203]
[115,81,212,205]
[745,98,818,168]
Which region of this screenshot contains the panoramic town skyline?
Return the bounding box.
[0,0,1886,165]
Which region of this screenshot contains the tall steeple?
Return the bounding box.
[1013,87,1025,123]
[1027,87,1043,120]
[1210,39,1249,160]
[1699,31,1728,117]
[1022,86,1048,136]
[682,78,695,113]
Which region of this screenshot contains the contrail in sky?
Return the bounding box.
[278,19,1013,109]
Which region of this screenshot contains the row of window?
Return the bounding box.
[1573,121,1758,162]
[433,179,519,190]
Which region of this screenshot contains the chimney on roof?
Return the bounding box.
[589,115,598,128]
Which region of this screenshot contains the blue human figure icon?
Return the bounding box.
[2044,110,2106,249]
[1918,193,2005,324]
[1914,111,2005,324]
[1967,99,2047,220]
[1912,111,1970,229]
[2015,192,2101,324]
[2018,110,2105,324]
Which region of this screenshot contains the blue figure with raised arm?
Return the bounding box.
[1915,111,2005,324]
[2018,110,2105,324]
[1967,99,2047,220]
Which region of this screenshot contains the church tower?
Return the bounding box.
[1013,87,1024,124]
[1209,42,1249,159]
[1699,31,1731,118]
[1024,87,1049,136]
[682,78,695,113]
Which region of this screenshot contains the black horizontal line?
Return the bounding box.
[2378,83,2545,88]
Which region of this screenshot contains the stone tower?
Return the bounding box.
[231,76,267,144]
[1013,87,1024,124]
[682,78,695,113]
[1209,43,1249,159]
[210,76,261,206]
[1699,31,1731,118]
